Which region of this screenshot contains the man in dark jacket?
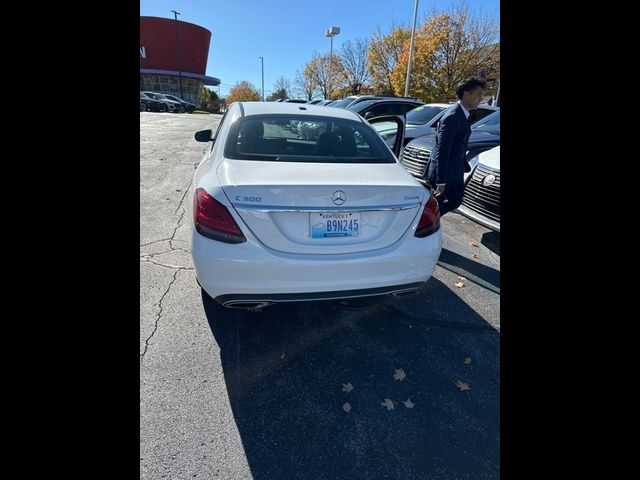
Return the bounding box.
[427,77,486,216]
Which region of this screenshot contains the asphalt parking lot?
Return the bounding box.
[140,111,500,479]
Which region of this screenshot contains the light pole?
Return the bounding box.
[171,10,184,101]
[325,26,340,100]
[258,56,264,101]
[404,0,419,98]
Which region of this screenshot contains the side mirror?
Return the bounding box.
[195,129,213,142]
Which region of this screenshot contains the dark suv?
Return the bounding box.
[140,92,164,112]
[346,98,425,120]
[163,94,196,113]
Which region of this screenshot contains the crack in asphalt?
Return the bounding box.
[141,183,192,259]
[140,238,172,248]
[140,181,195,364]
[174,182,192,215]
[140,248,191,257]
[169,183,192,250]
[140,269,181,366]
[169,208,186,251]
[140,258,194,270]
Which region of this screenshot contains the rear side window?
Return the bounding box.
[224,114,396,163]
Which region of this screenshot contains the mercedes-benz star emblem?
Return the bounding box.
[482,174,496,186]
[332,190,346,205]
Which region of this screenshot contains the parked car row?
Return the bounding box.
[140,91,196,113]
[182,91,499,232]
[267,95,500,232]
[401,109,501,231]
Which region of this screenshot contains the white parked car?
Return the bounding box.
[190,101,443,309]
[458,146,500,232]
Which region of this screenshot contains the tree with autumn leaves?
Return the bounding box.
[291,6,497,102]
[391,6,500,102]
[368,24,412,96]
[225,80,261,104]
[222,5,498,104]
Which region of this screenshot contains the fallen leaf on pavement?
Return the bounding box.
[456,381,471,392]
[471,253,480,259]
[468,241,479,247]
[393,369,407,381]
[381,399,395,411]
[341,383,354,393]
[464,357,472,365]
[343,403,352,412]
[403,398,415,409]
[455,280,465,288]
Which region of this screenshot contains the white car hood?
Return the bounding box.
[477,146,500,170]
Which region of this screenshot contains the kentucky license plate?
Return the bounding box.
[310,212,360,238]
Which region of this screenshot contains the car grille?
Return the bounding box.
[402,145,431,178]
[461,164,500,222]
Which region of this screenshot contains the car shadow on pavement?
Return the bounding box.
[203,278,500,480]
[438,248,500,292]
[481,231,500,256]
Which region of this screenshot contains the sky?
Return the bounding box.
[140,0,499,98]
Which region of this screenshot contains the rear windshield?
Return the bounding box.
[224,114,396,163]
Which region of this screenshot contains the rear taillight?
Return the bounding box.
[193,188,246,243]
[414,194,440,237]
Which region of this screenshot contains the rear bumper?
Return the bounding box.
[192,225,442,305]
[216,282,426,307]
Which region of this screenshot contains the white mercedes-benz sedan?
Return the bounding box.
[191,101,442,309]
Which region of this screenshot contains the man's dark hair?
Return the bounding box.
[455,77,487,100]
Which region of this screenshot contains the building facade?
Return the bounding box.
[140,16,220,106]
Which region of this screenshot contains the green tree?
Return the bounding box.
[226,80,261,104]
[200,85,211,110]
[200,87,222,111]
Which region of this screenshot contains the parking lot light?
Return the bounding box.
[325,26,340,100]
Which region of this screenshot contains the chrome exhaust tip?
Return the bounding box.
[223,301,274,311]
[392,289,420,297]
